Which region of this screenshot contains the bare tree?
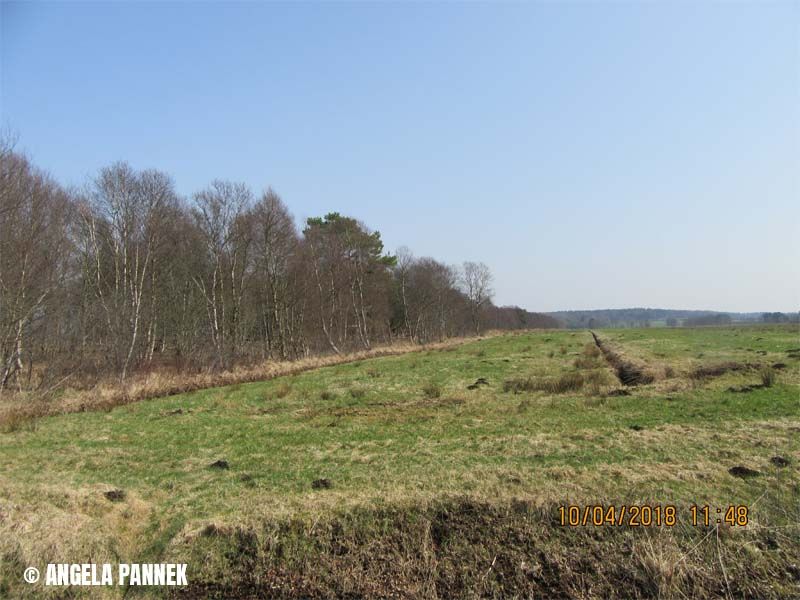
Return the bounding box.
[396,257,465,343]
[392,246,414,341]
[79,163,177,380]
[192,180,253,368]
[0,152,73,389]
[251,188,299,359]
[462,261,494,335]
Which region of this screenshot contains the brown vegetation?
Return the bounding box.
[422,382,443,399]
[0,336,485,428]
[689,361,758,380]
[503,372,586,394]
[759,365,777,388]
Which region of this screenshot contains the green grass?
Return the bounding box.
[605,323,800,364]
[1,325,799,598]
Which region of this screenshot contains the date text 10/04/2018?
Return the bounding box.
[558,505,749,527]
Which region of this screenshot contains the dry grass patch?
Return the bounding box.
[759,365,777,388]
[274,382,292,398]
[503,372,585,394]
[349,387,366,399]
[421,382,442,399]
[0,334,498,430]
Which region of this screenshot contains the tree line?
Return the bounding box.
[761,312,800,324]
[0,142,558,390]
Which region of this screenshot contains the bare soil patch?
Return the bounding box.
[770,456,791,468]
[728,465,761,478]
[103,489,126,502]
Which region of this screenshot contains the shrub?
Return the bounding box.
[583,396,607,408]
[583,370,610,395]
[503,378,535,394]
[690,361,746,380]
[586,380,602,396]
[548,372,584,393]
[574,355,600,369]
[503,372,585,395]
[582,344,601,358]
[422,382,442,399]
[274,383,291,398]
[0,410,39,434]
[584,370,609,385]
[760,366,776,388]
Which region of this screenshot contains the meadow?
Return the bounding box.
[1,325,798,599]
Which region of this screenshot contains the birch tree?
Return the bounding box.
[0,152,72,389]
[251,188,299,359]
[192,181,253,368]
[79,163,176,380]
[462,261,494,335]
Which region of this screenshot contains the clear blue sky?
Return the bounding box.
[1,1,797,313]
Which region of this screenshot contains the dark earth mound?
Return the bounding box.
[104,489,126,502]
[728,465,761,478]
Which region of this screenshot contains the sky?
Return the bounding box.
[1,1,798,313]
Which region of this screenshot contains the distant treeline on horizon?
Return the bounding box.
[548,308,800,329]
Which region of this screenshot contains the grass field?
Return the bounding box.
[1,326,799,598]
